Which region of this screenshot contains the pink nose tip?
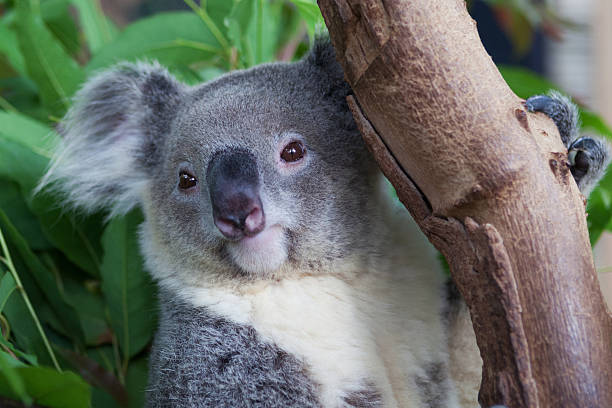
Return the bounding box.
[214,203,265,240]
[244,207,264,234]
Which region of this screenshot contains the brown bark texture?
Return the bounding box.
[317,0,612,407]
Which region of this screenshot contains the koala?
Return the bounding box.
[41,37,608,408]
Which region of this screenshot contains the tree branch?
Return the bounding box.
[319,0,612,406]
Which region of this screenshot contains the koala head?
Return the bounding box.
[43,40,386,286]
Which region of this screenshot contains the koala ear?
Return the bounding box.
[304,36,350,99]
[40,62,183,216]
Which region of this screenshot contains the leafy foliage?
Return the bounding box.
[0,0,609,407]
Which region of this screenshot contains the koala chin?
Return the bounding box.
[227,224,288,275]
[40,36,607,408]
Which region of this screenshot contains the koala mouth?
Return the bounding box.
[225,224,288,275]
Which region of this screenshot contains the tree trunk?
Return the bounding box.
[317,0,612,407]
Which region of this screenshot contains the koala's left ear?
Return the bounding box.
[39,62,184,216]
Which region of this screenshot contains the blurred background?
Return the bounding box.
[1,0,612,406]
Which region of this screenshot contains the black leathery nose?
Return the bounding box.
[207,149,265,240]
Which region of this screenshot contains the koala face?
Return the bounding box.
[44,41,383,283]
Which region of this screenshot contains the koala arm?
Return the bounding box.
[146,291,322,408]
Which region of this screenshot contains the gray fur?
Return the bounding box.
[525,90,611,195]
[414,362,451,408]
[38,62,184,216]
[525,91,580,146]
[342,384,383,407]
[147,291,321,407]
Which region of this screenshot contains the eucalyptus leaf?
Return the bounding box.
[126,356,149,408]
[0,179,51,250]
[70,0,117,54]
[0,270,17,313]
[12,0,84,117]
[60,273,109,346]
[288,0,324,40]
[206,0,236,36]
[226,0,257,67]
[0,209,85,343]
[29,194,104,278]
[0,356,91,408]
[0,350,31,405]
[100,211,156,360]
[0,111,103,276]
[1,261,52,366]
[0,77,44,120]
[0,336,38,366]
[226,0,281,66]
[87,12,222,71]
[41,0,81,56]
[0,22,26,76]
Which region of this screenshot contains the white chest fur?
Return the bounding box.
[174,244,453,407]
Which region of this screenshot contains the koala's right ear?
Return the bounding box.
[39,62,183,216]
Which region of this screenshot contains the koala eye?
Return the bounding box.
[281,141,306,163]
[178,171,197,190]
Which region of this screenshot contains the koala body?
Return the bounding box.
[43,39,608,407]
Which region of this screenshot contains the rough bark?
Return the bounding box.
[317,0,612,407]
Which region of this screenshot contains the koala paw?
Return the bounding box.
[526,91,611,195]
[525,92,578,146]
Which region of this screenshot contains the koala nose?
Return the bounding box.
[207,149,265,240]
[213,194,265,239]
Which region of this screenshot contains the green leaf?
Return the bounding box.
[590,171,612,244]
[0,337,38,366]
[126,356,148,408]
[581,110,612,139]
[29,194,104,278]
[60,348,128,406]
[226,0,281,66]
[12,0,84,117]
[59,273,109,346]
[41,0,81,56]
[0,350,31,405]
[288,0,324,40]
[499,65,558,98]
[0,179,51,250]
[0,270,17,313]
[87,12,222,72]
[0,354,91,408]
[100,211,156,360]
[0,209,85,342]
[1,263,52,366]
[206,0,236,33]
[0,21,26,76]
[0,77,45,121]
[0,111,103,276]
[0,111,57,189]
[70,0,117,54]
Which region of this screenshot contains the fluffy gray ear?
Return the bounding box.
[304,36,350,99]
[39,62,183,216]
